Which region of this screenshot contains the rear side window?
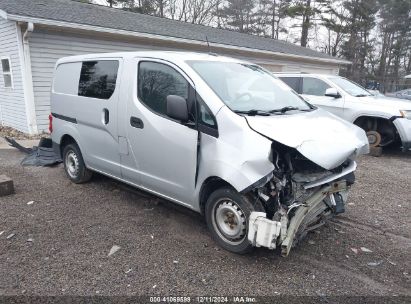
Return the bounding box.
[138,61,189,116]
[78,60,119,99]
[279,77,301,93]
[54,62,82,95]
[302,77,330,96]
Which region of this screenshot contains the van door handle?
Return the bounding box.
[102,108,109,125]
[130,116,144,129]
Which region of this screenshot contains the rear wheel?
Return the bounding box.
[62,143,92,183]
[366,130,382,147]
[205,187,264,254]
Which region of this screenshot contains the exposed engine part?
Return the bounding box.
[246,142,352,256]
[303,160,356,189]
[248,212,281,249]
[324,192,347,215]
[329,193,337,206]
[247,181,348,257]
[286,202,305,215]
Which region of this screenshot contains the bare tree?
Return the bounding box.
[254,0,290,38]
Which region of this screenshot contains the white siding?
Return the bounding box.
[260,64,283,72]
[283,62,338,75]
[0,18,28,132]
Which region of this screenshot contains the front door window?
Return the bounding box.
[302,77,331,96]
[138,61,189,116]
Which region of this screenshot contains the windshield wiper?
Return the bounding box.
[269,106,301,114]
[355,94,369,97]
[233,109,271,116]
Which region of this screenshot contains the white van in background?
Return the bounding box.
[276,73,411,151]
[50,52,369,256]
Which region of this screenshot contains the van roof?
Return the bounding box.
[56,51,247,65]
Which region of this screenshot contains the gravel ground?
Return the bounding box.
[0,148,410,300]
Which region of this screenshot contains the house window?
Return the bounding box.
[1,58,13,88]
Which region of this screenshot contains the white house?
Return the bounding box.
[0,0,349,134]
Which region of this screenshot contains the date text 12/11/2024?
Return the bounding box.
[149,296,257,303]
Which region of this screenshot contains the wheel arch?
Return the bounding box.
[198,176,236,216]
[353,115,400,147]
[56,131,87,167]
[60,134,77,156]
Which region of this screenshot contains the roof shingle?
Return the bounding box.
[0,0,344,62]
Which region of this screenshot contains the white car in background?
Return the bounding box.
[386,89,411,101]
[276,73,411,151]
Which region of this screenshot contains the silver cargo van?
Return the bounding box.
[50,52,369,256]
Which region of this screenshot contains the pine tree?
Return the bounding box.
[340,0,378,83]
[122,0,156,14]
[255,0,291,38]
[220,0,258,34]
[287,0,329,47]
[377,0,411,91]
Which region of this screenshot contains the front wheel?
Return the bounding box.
[62,143,92,184]
[205,187,264,254]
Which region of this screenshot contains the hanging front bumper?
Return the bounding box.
[248,181,348,257]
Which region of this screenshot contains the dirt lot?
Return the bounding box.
[0,147,410,300]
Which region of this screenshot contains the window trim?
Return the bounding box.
[196,94,219,138]
[1,56,14,89]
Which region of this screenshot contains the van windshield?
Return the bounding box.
[329,77,372,97]
[187,61,312,114]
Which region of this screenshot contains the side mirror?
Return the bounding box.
[166,95,189,122]
[325,88,341,98]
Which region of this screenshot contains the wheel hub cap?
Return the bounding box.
[213,200,246,244]
[65,151,79,178]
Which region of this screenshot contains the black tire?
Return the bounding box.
[62,143,92,184]
[205,187,264,254]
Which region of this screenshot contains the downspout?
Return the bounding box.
[23,22,34,41]
[18,22,38,134]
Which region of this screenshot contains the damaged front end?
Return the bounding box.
[246,143,355,256]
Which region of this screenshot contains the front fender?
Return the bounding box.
[194,108,274,210]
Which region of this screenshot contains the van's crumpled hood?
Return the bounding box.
[245,109,369,170]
